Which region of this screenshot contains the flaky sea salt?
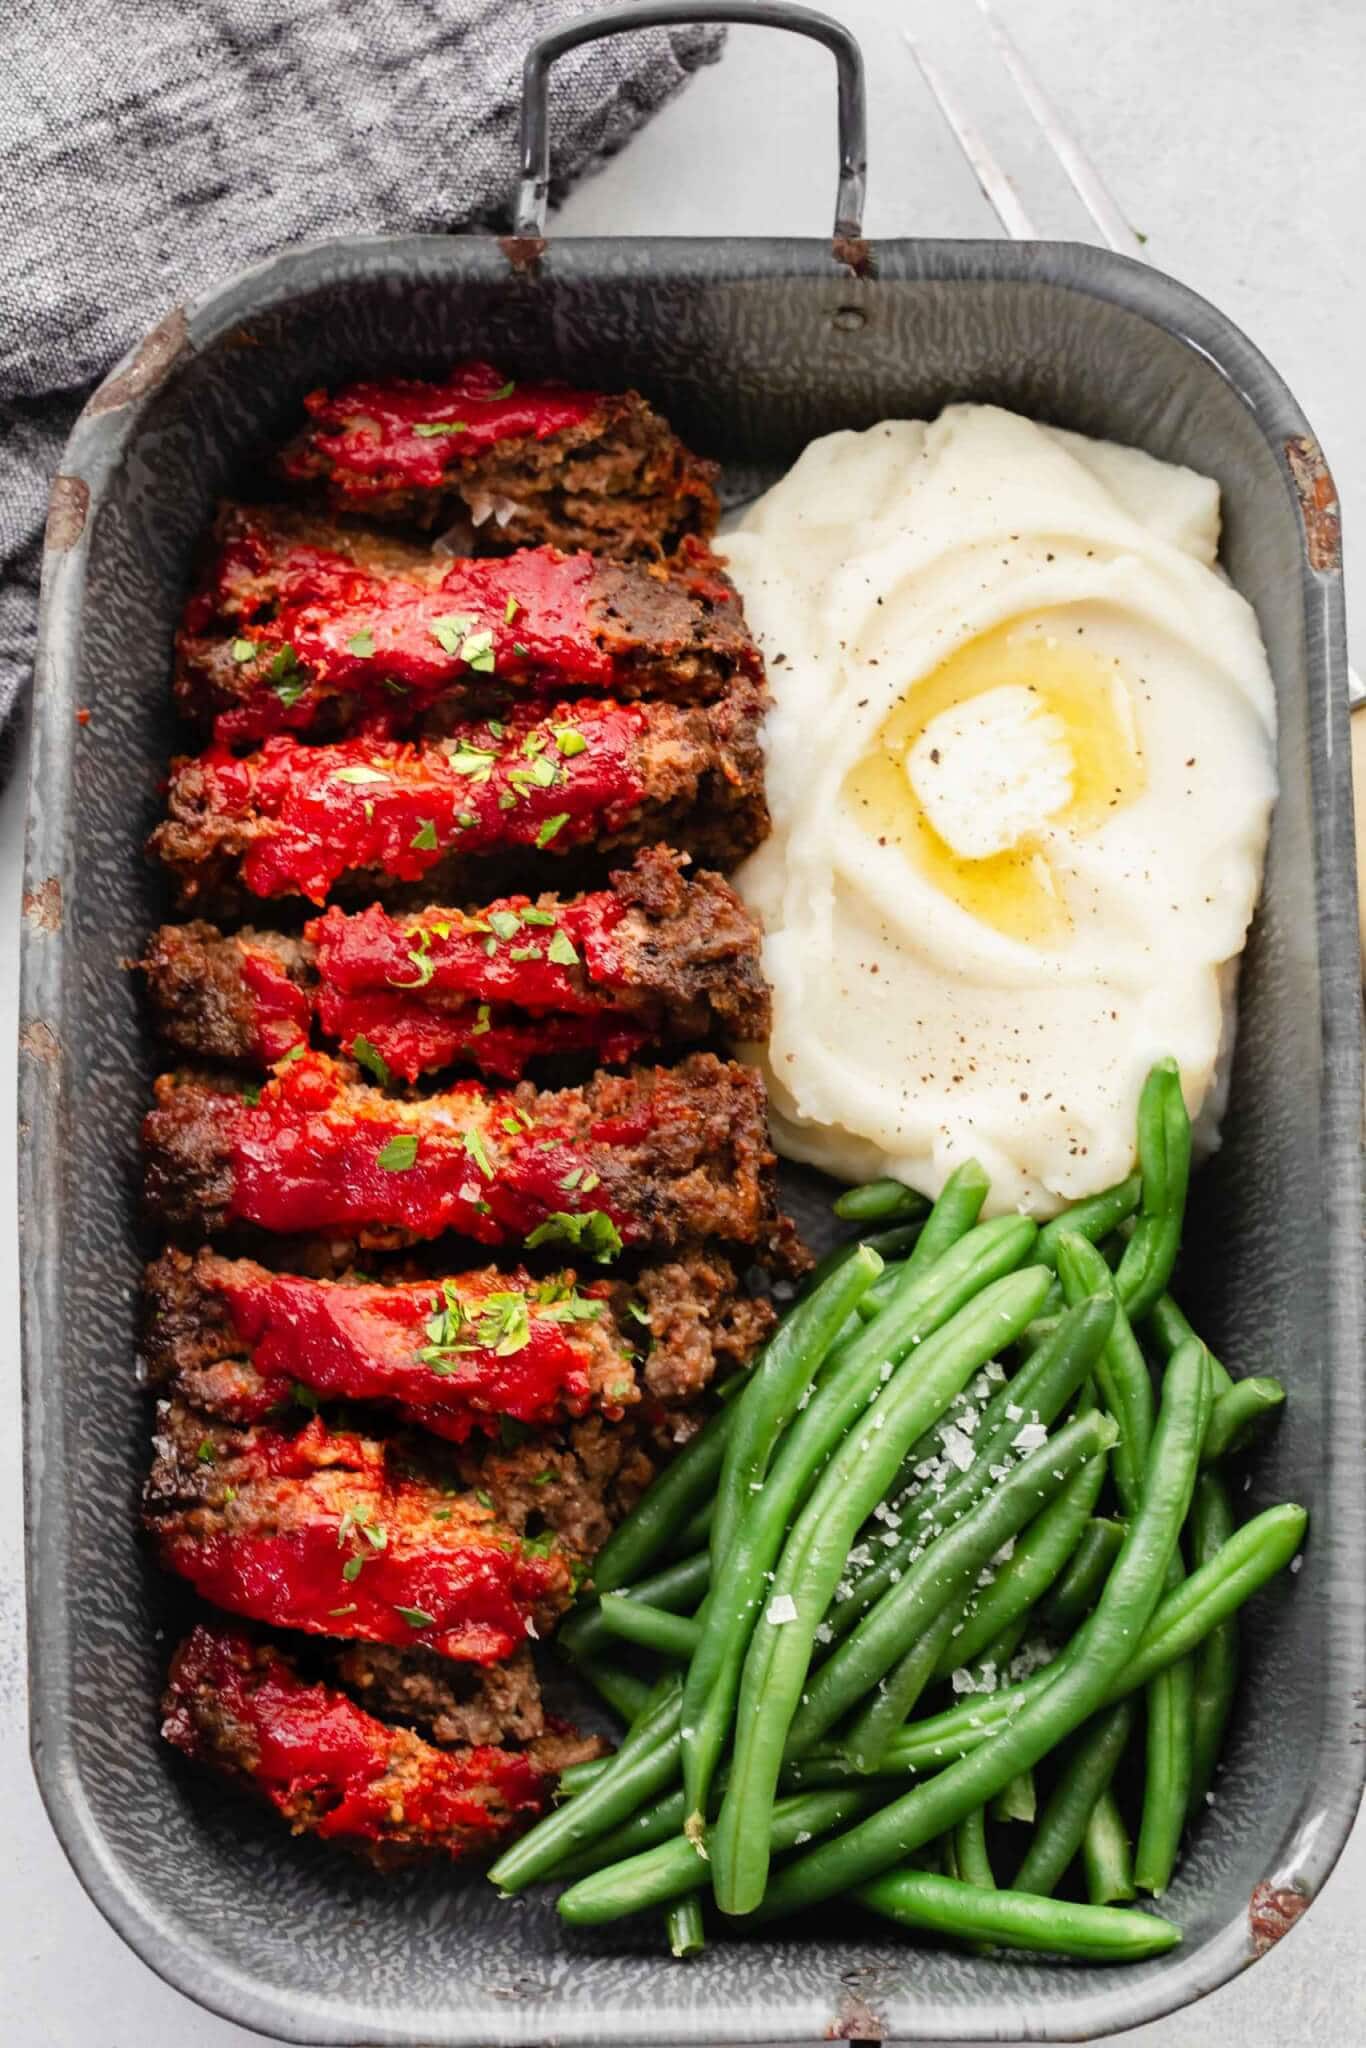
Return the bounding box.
[766,1594,798,1625]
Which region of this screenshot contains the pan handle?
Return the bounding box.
[514,0,866,240]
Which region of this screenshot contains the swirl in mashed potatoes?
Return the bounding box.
[725,405,1277,1216]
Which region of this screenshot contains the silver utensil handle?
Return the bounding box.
[514,0,867,241]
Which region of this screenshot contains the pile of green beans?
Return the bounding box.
[487,1062,1301,1968]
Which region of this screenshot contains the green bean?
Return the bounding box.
[671,1498,714,1557]
[1036,1173,1142,1268]
[802,1223,924,1295]
[1134,1547,1194,1898]
[597,1596,701,1662]
[666,1896,705,1958]
[557,1788,881,1925]
[592,1403,735,1594]
[489,1682,683,1893]
[557,1755,611,1797]
[553,1789,689,1879]
[1054,1231,1154,1514]
[713,1265,1053,1910]
[900,1160,991,1278]
[931,1454,1108,1679]
[828,1293,1116,1642]
[1013,1702,1135,1897]
[789,1500,1306,1789]
[1186,1473,1240,1816]
[991,1771,1037,1825]
[753,1340,1210,1918]
[712,1245,884,1574]
[560,1550,711,1662]
[1113,1060,1191,1322]
[680,1215,1039,1832]
[1041,1519,1124,1634]
[1145,1293,1233,1397]
[1201,1377,1285,1465]
[952,1805,996,1890]
[809,1409,1117,1771]
[566,1654,651,1725]
[856,1263,910,1320]
[1083,1787,1136,1905]
[854,1869,1180,1961]
[834,1178,930,1224]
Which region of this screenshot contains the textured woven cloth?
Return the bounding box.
[0,0,723,759]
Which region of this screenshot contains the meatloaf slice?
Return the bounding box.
[179,503,759,742]
[162,1623,581,1869]
[141,847,770,1081]
[148,687,769,913]
[141,1048,801,1269]
[276,361,718,560]
[145,1403,574,1662]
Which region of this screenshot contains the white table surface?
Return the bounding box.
[5,2,1362,2040]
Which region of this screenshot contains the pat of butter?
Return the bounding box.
[905,683,1074,859]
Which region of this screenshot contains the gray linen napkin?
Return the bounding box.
[0,0,723,760]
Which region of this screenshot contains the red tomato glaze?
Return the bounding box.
[239,946,311,1062]
[211,1264,621,1439]
[164,1626,547,1845]
[280,361,603,495]
[214,548,617,743]
[194,700,649,903]
[223,1052,637,1247]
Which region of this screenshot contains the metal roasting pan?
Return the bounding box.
[19,4,1363,2041]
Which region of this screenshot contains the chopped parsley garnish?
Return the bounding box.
[333,763,389,785]
[410,817,439,851]
[560,1166,583,1191]
[493,380,516,400]
[504,594,520,624]
[554,725,588,757]
[522,1529,558,1558]
[544,1294,605,1325]
[488,909,521,940]
[520,906,555,926]
[350,1034,391,1086]
[376,1132,418,1171]
[270,644,306,706]
[242,1082,262,1106]
[475,1489,495,1510]
[430,613,473,655]
[461,628,496,674]
[413,420,468,436]
[532,1469,554,1487]
[231,638,256,663]
[513,641,529,657]
[456,809,477,829]
[625,1300,652,1326]
[341,1555,364,1583]
[389,925,435,989]
[470,1003,491,1037]
[280,1043,306,1063]
[463,1126,495,1179]
[508,945,540,962]
[535,812,570,849]
[395,1605,436,1629]
[525,1209,624,1262]
[196,1440,216,1464]
[346,630,375,658]
[447,743,498,780]
[328,1603,358,1616]
[547,929,579,967]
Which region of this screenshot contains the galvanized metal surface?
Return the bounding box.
[18,217,1362,2045]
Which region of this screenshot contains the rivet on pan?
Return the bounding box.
[832,306,867,333]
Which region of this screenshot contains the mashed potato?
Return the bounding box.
[726,405,1277,1216]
